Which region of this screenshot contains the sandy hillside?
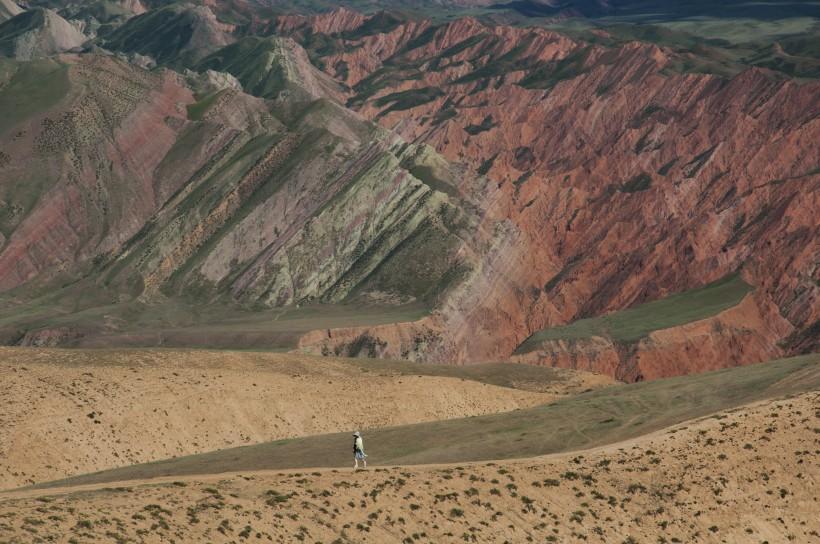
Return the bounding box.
[1,391,816,543]
[0,348,610,489]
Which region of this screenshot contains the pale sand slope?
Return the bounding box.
[1,392,816,544]
[0,348,609,489]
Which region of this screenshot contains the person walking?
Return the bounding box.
[353,431,367,470]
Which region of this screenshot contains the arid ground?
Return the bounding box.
[0,347,611,489]
[0,351,817,543]
[1,389,816,543]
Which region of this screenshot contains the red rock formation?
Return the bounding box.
[0,56,193,291]
[289,13,819,378]
[0,10,816,380]
[509,293,793,381]
[273,7,367,36]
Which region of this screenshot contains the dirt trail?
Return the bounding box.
[0,348,606,489]
[1,391,816,543]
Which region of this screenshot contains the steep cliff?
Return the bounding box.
[0,43,478,343]
[281,11,819,376]
[0,5,816,379]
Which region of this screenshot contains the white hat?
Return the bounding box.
[353,431,361,437]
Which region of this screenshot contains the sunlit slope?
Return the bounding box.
[37,353,819,487]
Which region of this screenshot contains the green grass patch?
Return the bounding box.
[196,37,293,99]
[657,158,678,176]
[517,274,752,352]
[405,163,459,198]
[519,46,593,90]
[0,288,429,351]
[436,34,487,60]
[102,5,195,67]
[0,58,70,135]
[340,11,403,41]
[477,153,498,176]
[341,359,568,392]
[185,90,225,121]
[0,9,49,54]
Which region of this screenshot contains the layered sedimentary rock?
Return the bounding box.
[195,35,346,102]
[0,5,817,379]
[0,43,474,318]
[282,12,819,376]
[0,55,192,291]
[272,7,367,36]
[510,293,793,381]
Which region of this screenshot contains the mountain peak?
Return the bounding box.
[0,8,87,60]
[0,0,22,23]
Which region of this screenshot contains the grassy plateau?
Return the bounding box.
[516,274,751,353]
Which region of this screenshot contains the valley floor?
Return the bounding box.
[1,391,817,543]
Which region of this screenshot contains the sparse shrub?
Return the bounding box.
[265,490,294,506]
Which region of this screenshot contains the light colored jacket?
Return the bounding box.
[355,436,364,453]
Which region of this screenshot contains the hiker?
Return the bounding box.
[353,431,367,470]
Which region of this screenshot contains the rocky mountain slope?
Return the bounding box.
[0,36,486,348]
[0,8,86,59]
[0,0,22,23]
[267,10,819,376]
[100,2,235,66]
[0,2,816,379]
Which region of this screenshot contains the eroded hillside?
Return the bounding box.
[270,10,820,374]
[0,2,817,379]
[0,44,483,330]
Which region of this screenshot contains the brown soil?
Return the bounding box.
[1,391,816,543]
[0,347,609,489]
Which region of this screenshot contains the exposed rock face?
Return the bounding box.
[184,68,243,95]
[283,12,819,377]
[0,48,474,318]
[101,3,235,66]
[272,7,367,36]
[196,36,346,102]
[510,293,793,381]
[0,0,22,23]
[119,0,146,16]
[0,8,817,380]
[47,0,147,40]
[0,55,193,290]
[0,8,87,60]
